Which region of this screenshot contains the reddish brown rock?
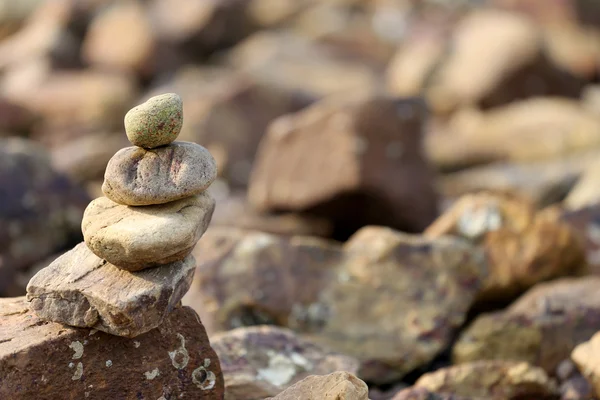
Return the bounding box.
[453,277,600,374]
[266,371,369,400]
[425,192,586,302]
[0,297,224,399]
[186,226,485,384]
[148,66,312,187]
[414,361,558,400]
[249,93,438,239]
[571,331,600,398]
[212,325,359,399]
[0,138,88,297]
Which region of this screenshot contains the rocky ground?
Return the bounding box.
[0,0,599,399]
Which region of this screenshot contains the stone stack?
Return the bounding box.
[25,93,218,338]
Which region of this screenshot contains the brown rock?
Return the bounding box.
[414,361,558,400]
[249,92,438,239]
[0,137,88,297]
[102,142,217,206]
[266,371,369,400]
[453,277,600,374]
[425,192,586,302]
[227,31,379,99]
[0,297,224,399]
[82,0,154,75]
[148,66,312,187]
[82,192,214,271]
[422,9,584,114]
[212,325,359,399]
[26,243,196,337]
[572,331,600,398]
[583,85,600,116]
[186,226,485,383]
[426,98,600,171]
[561,204,600,274]
[392,387,471,400]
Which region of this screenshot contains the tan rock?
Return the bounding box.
[249,92,438,238]
[26,242,196,337]
[564,159,600,210]
[82,192,214,271]
[426,98,600,170]
[186,226,485,384]
[212,325,359,399]
[415,361,558,400]
[102,142,217,206]
[0,297,224,399]
[266,371,369,400]
[571,331,600,398]
[82,0,154,74]
[453,277,600,374]
[425,192,586,302]
[124,93,183,149]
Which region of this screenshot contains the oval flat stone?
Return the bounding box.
[102,141,217,206]
[82,192,215,271]
[124,93,183,149]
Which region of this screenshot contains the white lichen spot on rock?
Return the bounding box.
[106,360,112,367]
[69,341,84,359]
[72,362,83,380]
[85,392,89,398]
[134,341,141,348]
[168,333,190,369]
[89,329,98,336]
[158,397,167,400]
[257,351,305,387]
[192,358,216,390]
[457,202,502,239]
[145,368,160,380]
[68,362,74,369]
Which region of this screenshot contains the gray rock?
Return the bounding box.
[26,242,196,337]
[102,142,217,206]
[124,93,183,149]
[82,192,215,271]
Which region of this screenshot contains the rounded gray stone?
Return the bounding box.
[82,192,215,271]
[102,141,217,206]
[124,93,183,149]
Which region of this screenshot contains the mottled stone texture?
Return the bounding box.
[453,277,600,374]
[266,371,369,400]
[212,325,359,399]
[124,93,183,149]
[82,192,214,271]
[425,191,586,302]
[415,361,558,400]
[248,92,438,238]
[186,226,486,384]
[26,243,196,337]
[0,297,224,400]
[102,142,217,206]
[392,388,471,400]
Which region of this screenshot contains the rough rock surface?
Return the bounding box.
[266,371,369,400]
[414,361,558,400]
[82,192,215,270]
[124,93,183,149]
[212,325,359,399]
[453,277,600,374]
[0,137,88,296]
[571,331,600,398]
[0,297,224,399]
[561,204,600,274]
[102,142,217,206]
[26,243,196,337]
[391,388,471,400]
[186,226,485,384]
[249,93,438,238]
[425,192,586,302]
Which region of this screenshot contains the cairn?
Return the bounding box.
[26,93,217,338]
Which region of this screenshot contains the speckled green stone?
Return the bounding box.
[124,93,183,149]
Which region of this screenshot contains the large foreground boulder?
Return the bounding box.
[0,297,224,399]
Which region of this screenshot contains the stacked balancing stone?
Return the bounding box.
[26,93,217,338]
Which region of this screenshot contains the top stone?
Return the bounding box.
[124,93,183,149]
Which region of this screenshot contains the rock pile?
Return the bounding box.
[25,92,217,337]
